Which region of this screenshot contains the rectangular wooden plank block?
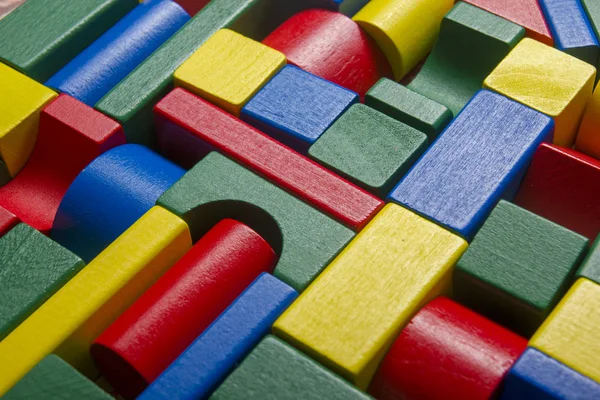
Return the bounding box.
[582,0,600,42]
[389,90,553,240]
[0,207,192,396]
[273,203,467,389]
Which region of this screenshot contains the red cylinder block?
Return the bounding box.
[91,219,277,399]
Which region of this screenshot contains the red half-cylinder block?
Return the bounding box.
[515,143,600,240]
[369,297,527,400]
[91,219,277,399]
[154,88,383,231]
[0,94,125,234]
[0,205,18,238]
[263,9,392,99]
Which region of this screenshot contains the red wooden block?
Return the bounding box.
[369,297,526,400]
[91,219,277,399]
[0,94,125,234]
[0,205,18,238]
[515,143,600,240]
[263,9,392,99]
[154,88,383,231]
[172,0,210,16]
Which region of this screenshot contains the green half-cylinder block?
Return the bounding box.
[454,200,588,337]
[157,152,354,292]
[365,78,452,142]
[0,223,85,340]
[3,355,111,400]
[210,335,373,400]
[407,2,525,117]
[577,235,600,285]
[0,0,137,82]
[309,104,428,197]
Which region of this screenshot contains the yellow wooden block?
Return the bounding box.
[0,62,56,176]
[530,278,600,383]
[484,38,596,147]
[272,203,467,389]
[575,82,600,159]
[0,206,192,395]
[173,29,286,116]
[353,0,453,80]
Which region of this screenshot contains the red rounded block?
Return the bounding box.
[91,219,276,399]
[369,297,526,400]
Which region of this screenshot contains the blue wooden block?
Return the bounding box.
[500,348,600,400]
[138,273,298,400]
[241,65,359,152]
[46,0,189,106]
[388,90,553,240]
[51,144,184,262]
[539,0,599,66]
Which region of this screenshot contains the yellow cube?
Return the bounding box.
[484,38,596,147]
[174,29,286,116]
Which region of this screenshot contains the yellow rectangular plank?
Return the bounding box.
[0,206,192,395]
[273,203,468,389]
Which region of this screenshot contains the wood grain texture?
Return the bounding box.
[530,278,600,384]
[369,297,526,400]
[157,152,354,292]
[139,273,298,400]
[211,335,373,400]
[0,0,26,21]
[241,65,358,152]
[308,104,427,197]
[577,235,600,285]
[0,204,18,237]
[353,0,454,80]
[389,90,553,241]
[273,203,467,389]
[408,2,525,116]
[576,82,600,159]
[174,29,285,116]
[91,219,276,399]
[582,0,600,44]
[0,207,192,395]
[484,38,596,147]
[155,88,382,231]
[455,200,588,336]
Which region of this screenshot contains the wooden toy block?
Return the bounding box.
[0,205,18,237]
[484,38,596,147]
[0,0,137,82]
[211,335,373,400]
[353,0,454,80]
[530,278,600,384]
[262,9,391,99]
[138,273,298,400]
[514,143,600,240]
[0,94,126,234]
[408,2,525,117]
[174,29,285,116]
[576,82,600,159]
[389,90,553,241]
[167,0,211,17]
[157,152,354,292]
[539,0,599,66]
[454,200,589,336]
[3,355,111,400]
[0,0,26,21]
[308,104,428,197]
[0,206,192,395]
[365,78,453,142]
[240,65,359,151]
[0,62,56,177]
[155,88,382,231]
[369,297,527,400]
[582,0,600,43]
[500,348,600,400]
[0,223,84,340]
[46,0,189,106]
[577,235,600,285]
[91,219,276,398]
[52,144,184,262]
[273,203,467,389]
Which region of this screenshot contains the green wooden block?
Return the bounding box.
[157,152,354,292]
[3,355,111,400]
[408,2,525,117]
[0,223,84,340]
[577,235,600,285]
[582,0,600,40]
[308,104,428,197]
[0,0,137,82]
[365,78,452,142]
[210,335,372,400]
[454,200,588,337]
